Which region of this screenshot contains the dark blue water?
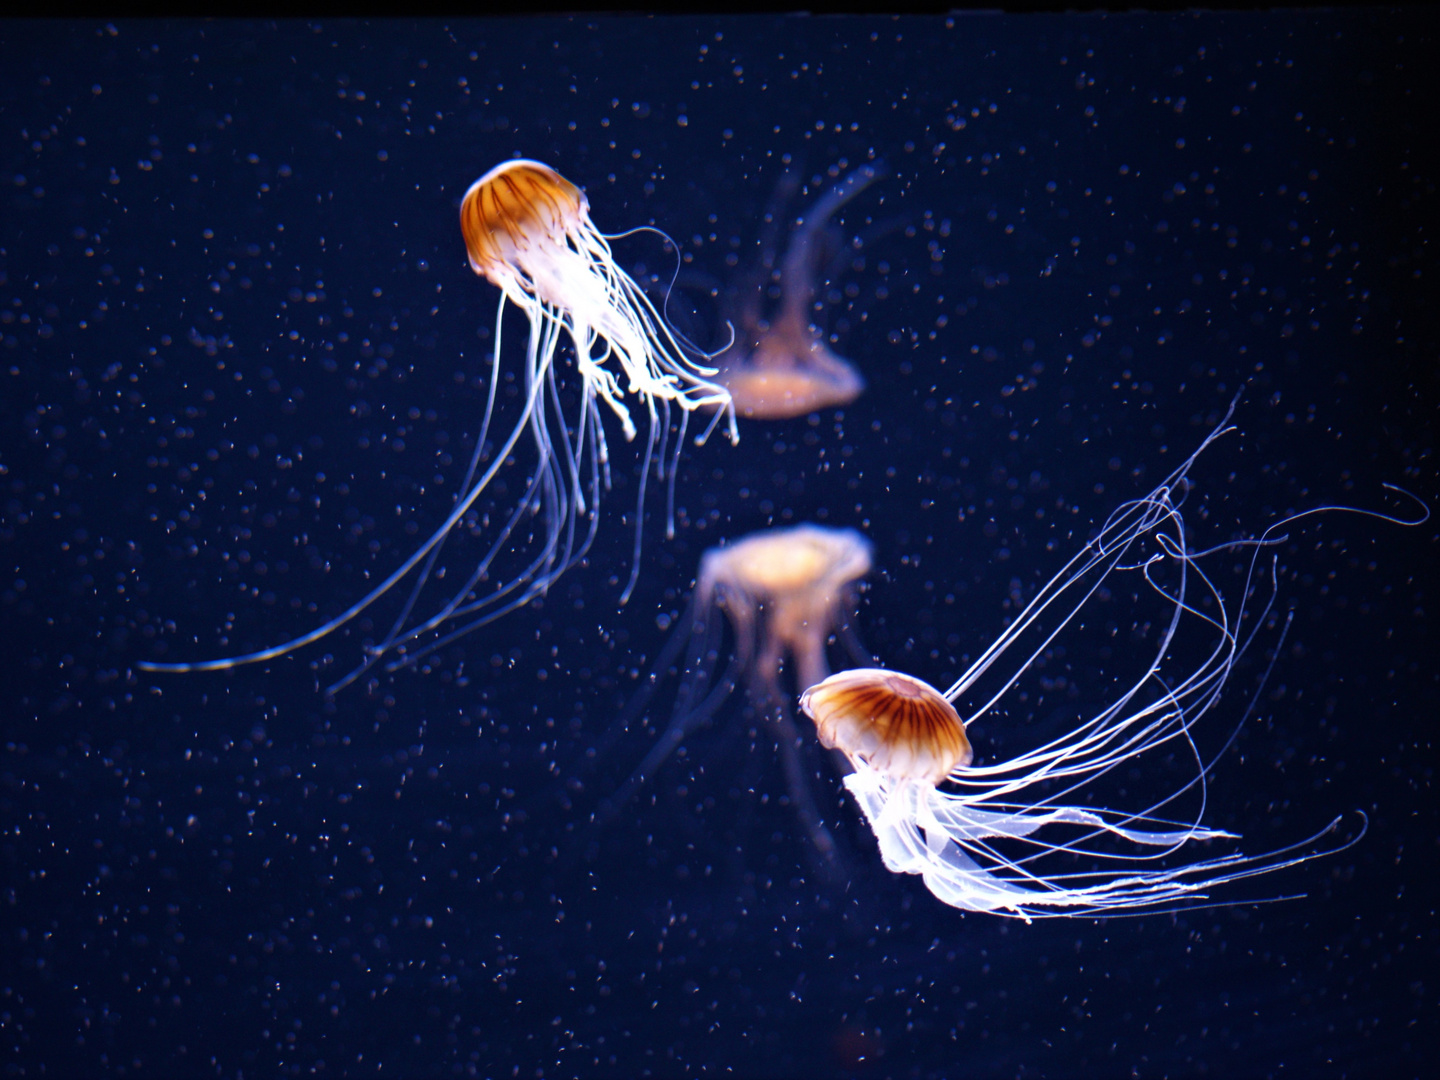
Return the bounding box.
[2,15,1434,1079]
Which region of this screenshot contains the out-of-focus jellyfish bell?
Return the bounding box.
[137,159,737,690]
[575,523,873,863]
[694,524,874,696]
[801,405,1423,920]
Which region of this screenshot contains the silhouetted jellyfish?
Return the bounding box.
[139,159,737,691]
[801,404,1424,920]
[589,523,874,861]
[712,164,880,419]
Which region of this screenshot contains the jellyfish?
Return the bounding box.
[578,523,874,861]
[709,164,880,419]
[799,404,1425,920]
[138,159,737,690]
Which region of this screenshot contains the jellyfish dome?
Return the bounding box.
[804,668,972,785]
[696,523,874,693]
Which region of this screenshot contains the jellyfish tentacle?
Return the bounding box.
[593,652,744,829]
[662,405,688,541]
[618,402,663,606]
[835,600,876,671]
[549,579,721,818]
[136,288,560,677]
[363,312,587,676]
[768,690,842,863]
[377,400,608,679]
[328,294,517,694]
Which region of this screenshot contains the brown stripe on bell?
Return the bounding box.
[800,668,972,785]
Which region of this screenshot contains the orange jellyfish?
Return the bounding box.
[581,523,874,860]
[138,159,737,690]
[712,164,880,419]
[800,405,1425,919]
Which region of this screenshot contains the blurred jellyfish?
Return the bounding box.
[139,159,737,690]
[712,163,881,419]
[584,523,874,860]
[800,405,1425,919]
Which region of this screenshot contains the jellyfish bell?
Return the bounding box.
[573,523,874,864]
[802,668,972,785]
[704,521,872,594]
[800,404,1425,921]
[461,158,586,283]
[137,158,737,690]
[698,523,874,693]
[718,332,867,421]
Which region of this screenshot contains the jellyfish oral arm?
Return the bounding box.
[845,766,1350,921]
[842,770,1080,917]
[779,163,884,329]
